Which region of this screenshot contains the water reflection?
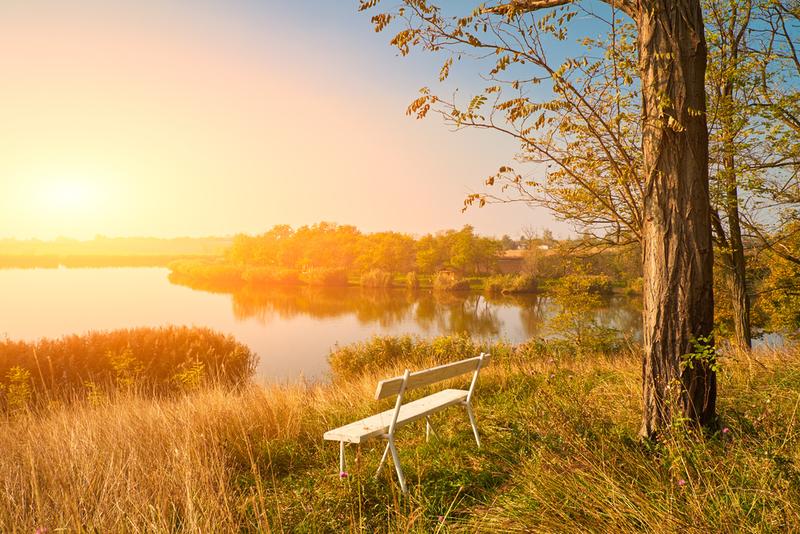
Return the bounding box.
[224,285,643,342]
[232,286,417,326]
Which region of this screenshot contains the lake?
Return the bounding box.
[0,267,645,381]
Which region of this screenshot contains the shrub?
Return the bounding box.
[360,269,393,288]
[168,259,244,290]
[300,268,349,287]
[626,276,644,295]
[555,273,614,295]
[505,273,538,293]
[432,271,471,291]
[0,327,256,411]
[329,335,418,379]
[483,275,510,294]
[511,328,629,360]
[242,267,301,286]
[328,333,498,380]
[484,274,538,294]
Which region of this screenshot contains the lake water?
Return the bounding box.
[0,267,646,380]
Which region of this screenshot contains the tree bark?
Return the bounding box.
[637,1,716,439]
[722,236,752,350]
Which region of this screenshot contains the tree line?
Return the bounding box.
[225,222,505,276]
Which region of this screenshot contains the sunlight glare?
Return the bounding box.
[41,179,96,214]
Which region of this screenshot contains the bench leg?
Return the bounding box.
[466,402,481,448]
[339,441,346,474]
[388,439,407,494]
[375,441,391,477]
[425,416,437,442]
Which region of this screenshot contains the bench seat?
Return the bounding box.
[323,388,468,444]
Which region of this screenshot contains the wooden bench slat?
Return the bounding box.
[375,354,489,400]
[323,389,468,444]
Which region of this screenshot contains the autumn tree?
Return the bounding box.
[415,233,447,273]
[705,0,757,349]
[701,0,800,347]
[357,231,417,274]
[360,0,716,437]
[449,226,502,274]
[756,221,800,334]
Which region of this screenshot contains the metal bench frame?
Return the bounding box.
[324,353,489,493]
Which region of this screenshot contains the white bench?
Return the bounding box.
[323,353,489,493]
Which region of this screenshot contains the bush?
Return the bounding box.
[328,334,495,380]
[518,329,628,359]
[300,268,349,287]
[484,273,538,294]
[505,273,538,293]
[242,267,301,286]
[328,332,631,381]
[360,269,393,288]
[168,259,244,290]
[555,273,614,295]
[483,275,510,294]
[329,335,418,379]
[0,327,256,411]
[626,276,644,295]
[432,271,471,291]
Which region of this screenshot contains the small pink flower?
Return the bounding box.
[722,427,730,434]
[677,479,686,487]
[35,529,48,534]
[339,471,349,479]
[438,515,444,523]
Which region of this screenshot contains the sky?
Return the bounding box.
[0,0,581,240]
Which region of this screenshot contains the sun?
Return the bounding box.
[19,173,112,237]
[41,179,96,214]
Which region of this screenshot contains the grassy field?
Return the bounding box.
[1,339,798,532]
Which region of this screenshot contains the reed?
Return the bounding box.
[0,327,256,411]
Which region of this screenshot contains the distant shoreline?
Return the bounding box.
[0,254,218,269]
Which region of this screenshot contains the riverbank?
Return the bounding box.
[2,338,797,532]
[167,258,639,296]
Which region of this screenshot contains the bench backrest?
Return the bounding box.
[374,353,490,400]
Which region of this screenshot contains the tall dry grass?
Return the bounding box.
[0,327,256,411]
[0,340,797,532]
[0,375,383,532]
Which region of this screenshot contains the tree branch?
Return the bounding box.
[487,0,635,19]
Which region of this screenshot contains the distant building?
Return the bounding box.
[496,249,526,274]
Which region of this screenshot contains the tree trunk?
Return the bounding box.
[722,240,752,350]
[637,1,716,439]
[721,55,752,350]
